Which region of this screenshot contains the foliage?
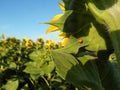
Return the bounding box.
[45,0,120,90]
[1,0,120,89]
[0,36,76,90]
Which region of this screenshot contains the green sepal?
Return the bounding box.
[42,10,73,30]
[51,50,104,90]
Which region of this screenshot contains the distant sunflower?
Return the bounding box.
[23,37,33,49]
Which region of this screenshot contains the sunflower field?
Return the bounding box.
[0,35,77,90]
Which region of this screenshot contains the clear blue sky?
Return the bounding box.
[0,0,62,41]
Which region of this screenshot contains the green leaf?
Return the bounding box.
[56,36,88,54]
[51,50,104,90]
[1,79,18,90]
[29,49,46,61]
[84,23,112,51]
[64,11,111,51]
[24,50,55,76]
[24,60,54,75]
[9,62,16,69]
[61,1,112,51]
[77,55,97,65]
[87,0,120,67]
[96,60,120,90]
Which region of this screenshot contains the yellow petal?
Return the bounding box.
[62,38,70,46]
[58,32,66,38]
[51,14,63,21]
[46,14,63,34]
[46,25,59,34]
[58,3,65,12]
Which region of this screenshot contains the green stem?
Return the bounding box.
[41,76,52,90]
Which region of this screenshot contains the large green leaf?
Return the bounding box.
[62,0,112,51]
[95,59,120,90]
[82,23,112,51]
[87,0,120,65]
[51,50,104,90]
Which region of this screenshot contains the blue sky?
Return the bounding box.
[0,0,63,41]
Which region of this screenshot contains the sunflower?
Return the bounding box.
[44,3,70,46]
[23,37,33,49]
[45,40,57,49]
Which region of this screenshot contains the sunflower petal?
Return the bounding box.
[46,25,60,34]
[58,3,65,12]
[62,37,70,46]
[51,14,63,21]
[58,32,66,38]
